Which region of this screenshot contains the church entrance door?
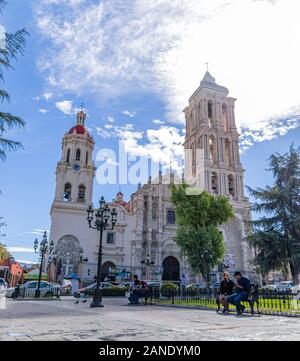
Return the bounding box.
[162,256,180,281]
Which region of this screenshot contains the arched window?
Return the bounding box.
[228,175,235,196]
[211,172,218,194]
[85,151,89,166]
[76,149,81,161]
[78,184,86,202]
[66,149,71,164]
[225,139,231,166]
[63,183,72,201]
[222,104,229,131]
[208,101,213,126]
[209,136,216,163]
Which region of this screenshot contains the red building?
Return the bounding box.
[0,257,24,286]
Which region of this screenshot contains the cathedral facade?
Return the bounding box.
[47,72,255,285]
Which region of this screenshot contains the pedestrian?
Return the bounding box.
[218,271,234,313]
[128,274,141,304]
[226,271,251,315]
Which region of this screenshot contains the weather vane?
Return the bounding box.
[205,62,209,71]
[80,102,85,112]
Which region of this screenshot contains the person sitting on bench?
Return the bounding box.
[128,275,141,304]
[219,271,235,313]
[226,271,251,315]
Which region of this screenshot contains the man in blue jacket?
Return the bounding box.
[226,271,251,315]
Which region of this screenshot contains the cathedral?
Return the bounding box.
[47,71,255,286]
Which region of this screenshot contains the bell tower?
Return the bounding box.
[53,110,96,206]
[183,71,254,276]
[183,71,245,201]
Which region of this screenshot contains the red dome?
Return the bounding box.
[68,124,92,138]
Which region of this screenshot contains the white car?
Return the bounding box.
[275,281,294,291]
[0,278,7,290]
[5,281,61,298]
[261,284,278,291]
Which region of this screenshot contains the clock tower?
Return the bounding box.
[53,110,95,205]
[48,111,96,281]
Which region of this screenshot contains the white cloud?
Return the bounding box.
[95,123,185,171]
[0,25,5,49]
[36,0,300,149]
[122,110,136,118]
[107,116,115,123]
[55,100,74,115]
[39,108,49,114]
[7,247,35,253]
[153,119,165,125]
[16,259,38,265]
[43,92,53,101]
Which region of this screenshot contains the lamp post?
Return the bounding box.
[141,254,155,280]
[87,196,117,308]
[33,231,54,298]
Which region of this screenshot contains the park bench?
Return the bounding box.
[217,284,260,315]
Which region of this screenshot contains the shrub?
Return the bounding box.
[161,283,178,297]
[102,287,129,297]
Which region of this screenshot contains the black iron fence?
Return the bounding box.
[150,287,300,316]
[13,285,61,299]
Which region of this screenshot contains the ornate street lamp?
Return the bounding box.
[33,232,54,298]
[141,254,155,280]
[87,196,117,308]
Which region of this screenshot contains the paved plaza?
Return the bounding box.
[1,297,300,341]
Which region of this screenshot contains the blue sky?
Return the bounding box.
[1,0,300,263]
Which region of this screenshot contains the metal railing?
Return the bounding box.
[14,285,61,299]
[151,287,300,316]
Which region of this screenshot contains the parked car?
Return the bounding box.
[261,284,278,291]
[51,282,71,295]
[210,282,220,291]
[0,278,7,290]
[5,281,61,298]
[275,281,294,291]
[291,284,300,293]
[74,282,116,297]
[147,281,162,288]
[117,282,132,288]
[186,283,206,289]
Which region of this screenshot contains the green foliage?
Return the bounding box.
[161,282,178,291]
[171,184,234,277]
[246,145,300,282]
[0,1,28,161]
[160,282,178,297]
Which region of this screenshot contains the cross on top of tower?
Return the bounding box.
[76,103,86,126]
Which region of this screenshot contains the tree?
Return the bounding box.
[0,0,28,161]
[246,145,300,284]
[0,216,8,261]
[171,183,234,281]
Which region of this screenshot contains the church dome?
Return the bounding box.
[68,124,89,136]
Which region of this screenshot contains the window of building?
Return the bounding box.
[208,101,213,126]
[78,184,86,202]
[211,172,218,194]
[209,136,216,163]
[228,175,235,196]
[166,210,176,225]
[76,149,81,161]
[106,232,114,245]
[66,149,71,164]
[85,151,89,166]
[63,183,72,201]
[222,104,228,131]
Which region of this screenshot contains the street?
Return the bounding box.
[1,297,300,341]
